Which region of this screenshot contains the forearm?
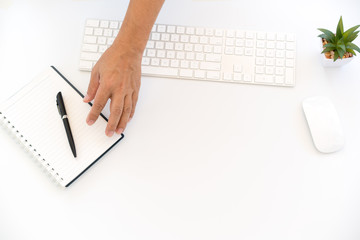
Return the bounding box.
[113,0,165,55]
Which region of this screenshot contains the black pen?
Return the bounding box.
[56,92,77,158]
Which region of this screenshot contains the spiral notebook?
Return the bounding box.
[0,66,124,187]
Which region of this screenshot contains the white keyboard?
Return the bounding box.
[80,19,296,87]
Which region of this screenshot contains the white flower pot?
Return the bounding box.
[320,39,354,67]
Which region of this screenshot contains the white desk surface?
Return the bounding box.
[1,0,360,239]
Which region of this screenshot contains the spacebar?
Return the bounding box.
[142,66,178,77]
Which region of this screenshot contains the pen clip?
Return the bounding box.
[56,99,62,116]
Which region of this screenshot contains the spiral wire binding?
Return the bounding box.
[0,111,64,184]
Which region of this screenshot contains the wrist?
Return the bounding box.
[112,36,145,59]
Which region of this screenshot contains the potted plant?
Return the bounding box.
[318,16,360,67]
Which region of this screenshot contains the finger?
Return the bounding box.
[106,95,124,137]
[86,84,109,126]
[116,94,132,134]
[83,67,100,103]
[129,91,139,122]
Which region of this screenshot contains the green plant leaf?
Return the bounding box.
[347,31,359,42]
[324,43,336,48]
[318,33,329,40]
[338,43,346,53]
[337,47,345,59]
[342,25,360,42]
[318,28,335,43]
[333,51,339,62]
[346,48,356,56]
[336,16,344,40]
[346,42,360,53]
[321,47,336,53]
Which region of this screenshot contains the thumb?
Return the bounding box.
[84,69,100,103]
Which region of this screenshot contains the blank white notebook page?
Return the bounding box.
[0,67,123,187]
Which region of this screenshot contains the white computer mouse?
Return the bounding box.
[302,96,345,153]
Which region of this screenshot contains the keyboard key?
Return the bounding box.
[104,29,112,37]
[177,26,185,34]
[256,41,265,48]
[146,41,155,49]
[165,42,174,50]
[223,72,233,80]
[245,40,254,47]
[109,21,119,29]
[84,27,94,35]
[243,74,252,82]
[186,27,195,35]
[81,52,100,61]
[84,36,97,44]
[234,73,242,81]
[207,71,220,80]
[275,67,284,75]
[266,33,275,40]
[151,58,160,66]
[235,47,244,56]
[225,47,234,55]
[196,28,205,35]
[194,70,206,78]
[100,20,109,28]
[180,69,193,78]
[276,50,285,58]
[79,60,93,70]
[161,33,170,41]
[256,58,265,65]
[171,34,180,42]
[245,48,253,56]
[246,32,254,39]
[236,39,245,47]
[86,19,99,27]
[215,29,223,37]
[265,58,275,66]
[171,59,179,67]
[200,62,221,71]
[286,42,295,50]
[236,31,245,38]
[142,66,178,77]
[98,37,106,45]
[167,25,176,33]
[276,42,285,50]
[276,58,284,66]
[277,33,286,41]
[142,57,150,65]
[286,51,295,58]
[257,32,266,40]
[176,52,185,60]
[226,30,235,37]
[82,44,98,52]
[265,67,274,75]
[285,59,294,67]
[256,49,265,57]
[255,66,265,74]
[205,28,214,36]
[157,25,166,33]
[205,54,221,62]
[275,76,285,84]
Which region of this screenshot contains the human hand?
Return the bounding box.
[83,42,142,137]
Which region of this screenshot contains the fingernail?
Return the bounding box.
[107,131,114,137]
[128,117,132,122]
[83,94,90,102]
[87,119,95,126]
[116,128,123,134]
